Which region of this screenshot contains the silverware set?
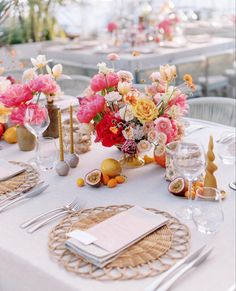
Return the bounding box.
[0,181,49,212]
[185,125,206,136]
[21,197,82,233]
[145,244,214,291]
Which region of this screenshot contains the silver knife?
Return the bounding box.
[157,247,214,291]
[0,183,49,212]
[145,244,207,291]
[0,181,44,206]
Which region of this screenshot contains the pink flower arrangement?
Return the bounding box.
[154,117,178,143]
[29,74,58,95]
[90,73,119,92]
[0,83,33,107]
[77,94,105,123]
[107,21,118,33]
[107,53,120,61]
[10,103,45,126]
[168,91,189,114]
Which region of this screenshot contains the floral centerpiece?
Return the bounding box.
[77,61,195,168]
[0,55,63,149]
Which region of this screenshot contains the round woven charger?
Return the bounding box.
[48,205,190,280]
[0,161,40,198]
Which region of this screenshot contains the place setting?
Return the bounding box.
[0,1,235,290]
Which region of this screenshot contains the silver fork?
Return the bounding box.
[20,197,79,229]
[27,199,82,233]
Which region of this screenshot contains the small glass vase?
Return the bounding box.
[119,153,145,169]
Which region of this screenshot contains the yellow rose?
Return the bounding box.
[133,98,158,123]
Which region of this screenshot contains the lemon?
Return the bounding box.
[4,127,17,144]
[101,158,121,178]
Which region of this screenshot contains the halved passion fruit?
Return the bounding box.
[168,177,186,196]
[85,169,102,187]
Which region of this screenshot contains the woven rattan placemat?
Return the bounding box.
[0,161,39,198]
[48,205,190,280]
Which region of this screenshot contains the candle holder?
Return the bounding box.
[55,110,70,176]
[66,105,79,168]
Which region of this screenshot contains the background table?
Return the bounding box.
[0,119,235,291]
[45,37,234,82]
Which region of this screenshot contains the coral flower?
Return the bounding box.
[91,73,119,92]
[29,74,58,95]
[107,21,118,33]
[0,83,33,107]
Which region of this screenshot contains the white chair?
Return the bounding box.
[58,75,91,97]
[188,97,236,127]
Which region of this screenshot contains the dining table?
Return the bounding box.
[0,118,235,291]
[44,37,235,83]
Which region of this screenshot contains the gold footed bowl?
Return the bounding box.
[119,154,145,169]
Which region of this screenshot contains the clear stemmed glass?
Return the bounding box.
[173,139,206,220]
[24,104,50,169]
[217,133,236,190]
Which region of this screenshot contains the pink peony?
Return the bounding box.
[90,74,107,92]
[107,53,120,61]
[0,83,33,107]
[77,94,105,123]
[168,90,188,115]
[154,117,172,133]
[107,21,118,33]
[90,73,119,92]
[10,103,45,126]
[158,19,173,35]
[29,74,58,95]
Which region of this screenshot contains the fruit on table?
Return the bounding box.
[154,144,166,168]
[76,178,85,187]
[169,177,186,196]
[0,123,5,139]
[101,174,110,185]
[115,175,126,184]
[107,178,117,188]
[4,127,17,143]
[85,169,102,187]
[143,155,155,164]
[101,158,122,178]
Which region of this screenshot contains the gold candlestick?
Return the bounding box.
[69,105,74,154]
[204,135,218,188]
[58,110,64,161]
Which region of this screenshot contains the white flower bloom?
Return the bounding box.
[117,70,133,82]
[52,64,63,78]
[117,81,132,95]
[147,130,159,143]
[97,62,114,75]
[159,64,176,82]
[150,71,161,82]
[0,77,11,94]
[104,91,122,102]
[122,126,134,140]
[31,55,51,69]
[137,140,151,152]
[156,132,167,145]
[22,68,36,82]
[119,105,134,122]
[133,125,144,140]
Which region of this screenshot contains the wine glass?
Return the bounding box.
[193,187,224,234]
[173,139,206,220]
[217,133,236,190]
[24,104,50,169]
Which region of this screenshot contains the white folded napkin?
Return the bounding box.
[0,160,25,182]
[66,206,168,267]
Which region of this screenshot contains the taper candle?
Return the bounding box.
[69,105,74,154]
[58,110,64,161]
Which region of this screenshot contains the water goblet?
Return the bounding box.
[192,187,224,234]
[173,139,206,220]
[217,133,236,190]
[24,104,50,169]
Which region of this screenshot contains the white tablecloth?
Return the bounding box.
[0,119,235,291]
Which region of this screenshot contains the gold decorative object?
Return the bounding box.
[55,110,70,176]
[204,135,218,188]
[119,154,145,168]
[48,205,190,281]
[66,105,79,168]
[0,161,39,197]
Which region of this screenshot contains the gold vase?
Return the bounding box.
[119,154,145,169]
[16,125,36,151]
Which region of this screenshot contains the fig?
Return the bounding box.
[168,177,186,196]
[85,169,102,187]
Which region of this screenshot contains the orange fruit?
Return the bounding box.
[76,178,85,187]
[102,174,110,185]
[115,175,126,184]
[144,155,155,164]
[107,179,117,188]
[4,127,17,144]
[154,144,166,168]
[101,158,122,178]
